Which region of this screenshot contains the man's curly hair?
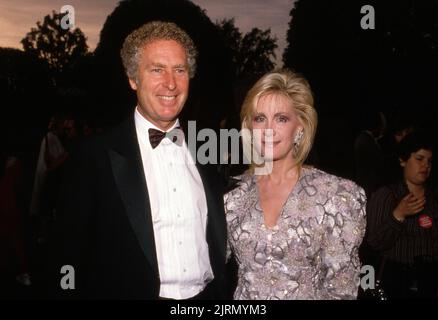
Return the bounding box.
[120,21,198,80]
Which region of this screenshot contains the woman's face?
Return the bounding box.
[252,93,302,162]
[401,149,433,186]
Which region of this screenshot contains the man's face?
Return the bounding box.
[129,39,190,131]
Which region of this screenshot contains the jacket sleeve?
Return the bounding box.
[366,186,406,252]
[320,183,367,299]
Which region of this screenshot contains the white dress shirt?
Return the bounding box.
[134,108,213,299]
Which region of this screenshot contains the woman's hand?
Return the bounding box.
[393,193,425,222]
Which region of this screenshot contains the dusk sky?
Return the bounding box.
[0,0,296,66]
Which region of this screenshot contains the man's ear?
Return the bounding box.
[128,78,138,90]
[399,158,406,168]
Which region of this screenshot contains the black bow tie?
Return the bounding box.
[148,127,184,149]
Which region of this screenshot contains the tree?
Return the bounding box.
[0,48,54,146]
[216,18,278,79]
[21,11,88,75]
[215,19,242,71]
[281,0,438,178]
[282,0,367,178]
[283,0,438,111]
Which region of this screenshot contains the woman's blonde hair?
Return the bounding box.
[241,69,317,169]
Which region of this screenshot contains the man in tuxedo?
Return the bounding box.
[46,21,227,299]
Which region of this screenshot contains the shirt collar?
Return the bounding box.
[134,106,180,149]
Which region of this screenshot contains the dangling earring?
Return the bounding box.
[293,129,304,153]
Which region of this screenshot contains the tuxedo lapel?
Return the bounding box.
[108,118,159,277]
[108,118,225,281]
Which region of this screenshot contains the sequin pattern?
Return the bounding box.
[224,167,366,300]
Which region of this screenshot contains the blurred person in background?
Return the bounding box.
[29,115,69,244]
[354,110,386,197]
[366,131,438,298]
[0,138,31,291]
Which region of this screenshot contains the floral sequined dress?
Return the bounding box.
[224,167,366,300]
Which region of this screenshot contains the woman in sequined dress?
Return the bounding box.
[224,69,367,300]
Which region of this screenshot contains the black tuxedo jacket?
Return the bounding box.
[46,115,227,299]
